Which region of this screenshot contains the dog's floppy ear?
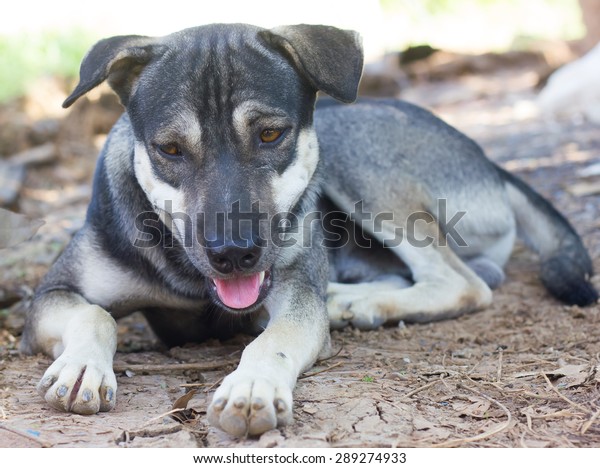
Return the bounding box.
[259,24,363,103]
[63,35,162,108]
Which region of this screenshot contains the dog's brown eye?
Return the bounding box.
[156,143,182,157]
[260,129,283,144]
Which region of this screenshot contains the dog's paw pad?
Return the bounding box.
[38,357,117,415]
[207,372,292,437]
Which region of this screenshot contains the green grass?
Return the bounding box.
[0,29,95,103]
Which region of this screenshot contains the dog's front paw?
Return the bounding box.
[37,354,117,415]
[207,370,293,437]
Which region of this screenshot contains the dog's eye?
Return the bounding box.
[156,143,183,158]
[259,129,283,144]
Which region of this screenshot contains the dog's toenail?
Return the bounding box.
[252,399,265,410]
[57,385,68,398]
[41,376,55,388]
[212,398,226,411]
[105,388,114,402]
[82,389,93,402]
[275,398,286,413]
[233,397,246,409]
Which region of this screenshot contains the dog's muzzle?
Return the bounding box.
[206,243,272,310]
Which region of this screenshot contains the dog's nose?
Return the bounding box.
[206,244,262,274]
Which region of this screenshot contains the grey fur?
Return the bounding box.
[22,24,596,438]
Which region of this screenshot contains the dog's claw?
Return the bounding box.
[275,398,286,414]
[99,386,116,412]
[233,397,247,409]
[212,398,226,411]
[104,387,114,402]
[82,389,93,403]
[252,398,265,411]
[38,375,56,392]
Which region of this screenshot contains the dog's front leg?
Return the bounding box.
[22,291,118,414]
[207,282,328,437]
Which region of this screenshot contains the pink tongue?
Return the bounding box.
[213,273,262,309]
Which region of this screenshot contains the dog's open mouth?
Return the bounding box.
[210,270,271,311]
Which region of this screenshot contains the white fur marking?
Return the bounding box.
[78,234,151,307]
[134,142,188,243]
[271,129,319,213]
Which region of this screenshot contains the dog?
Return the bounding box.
[21,23,597,438]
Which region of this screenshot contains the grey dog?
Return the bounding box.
[21,23,597,437]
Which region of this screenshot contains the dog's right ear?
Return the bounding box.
[63,35,162,108]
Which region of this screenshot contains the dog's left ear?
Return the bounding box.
[259,24,363,103]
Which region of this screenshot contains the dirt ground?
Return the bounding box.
[1,54,599,448]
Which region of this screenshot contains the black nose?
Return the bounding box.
[206,244,262,274]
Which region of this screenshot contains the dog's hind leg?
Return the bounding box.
[327,219,493,330]
[465,256,506,290]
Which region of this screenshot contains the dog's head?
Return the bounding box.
[64,23,363,312]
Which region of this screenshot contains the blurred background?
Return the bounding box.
[1,0,598,103]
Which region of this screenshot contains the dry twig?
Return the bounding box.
[401,379,442,400]
[0,424,52,447]
[581,407,600,435]
[204,377,224,393]
[300,361,343,379]
[540,373,590,415]
[113,360,237,374]
[316,343,346,363]
[497,348,503,382]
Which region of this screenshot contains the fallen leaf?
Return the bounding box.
[172,389,197,410]
[545,364,596,389]
[453,398,492,419]
[170,389,200,424]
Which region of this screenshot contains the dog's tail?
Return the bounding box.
[497,166,597,306]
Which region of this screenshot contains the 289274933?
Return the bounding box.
[334,452,407,464]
